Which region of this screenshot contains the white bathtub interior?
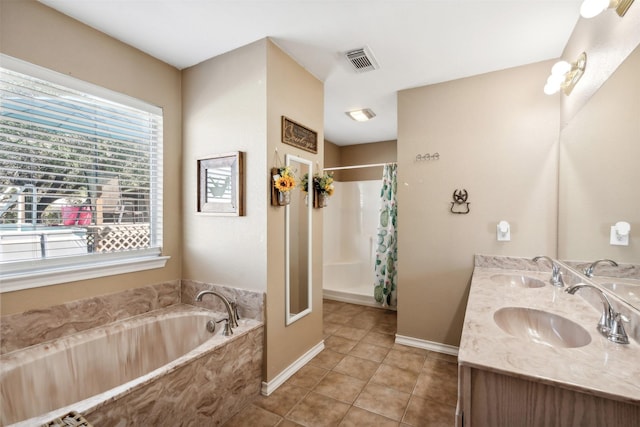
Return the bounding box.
[323,180,382,307]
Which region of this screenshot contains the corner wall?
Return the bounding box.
[265,40,324,382]
[0,0,182,314]
[397,61,559,346]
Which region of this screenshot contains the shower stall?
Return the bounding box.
[322,179,382,307]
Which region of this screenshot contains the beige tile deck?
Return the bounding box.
[225,300,458,426]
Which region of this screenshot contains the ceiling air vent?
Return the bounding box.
[345,46,379,73]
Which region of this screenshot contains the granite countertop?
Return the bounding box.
[458,262,640,405]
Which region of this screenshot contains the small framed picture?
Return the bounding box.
[197,152,244,216]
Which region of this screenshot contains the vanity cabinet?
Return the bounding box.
[457,365,640,427]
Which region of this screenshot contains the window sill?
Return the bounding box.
[0,253,170,293]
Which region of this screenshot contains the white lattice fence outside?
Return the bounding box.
[88,225,150,253]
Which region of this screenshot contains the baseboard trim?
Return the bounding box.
[261,340,325,396]
[395,334,459,356]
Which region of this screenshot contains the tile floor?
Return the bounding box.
[224,300,458,427]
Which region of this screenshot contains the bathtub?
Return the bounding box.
[323,261,381,307]
[0,304,263,426]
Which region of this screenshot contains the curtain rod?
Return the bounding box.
[323,162,396,171]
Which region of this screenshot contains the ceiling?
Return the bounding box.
[38,0,582,146]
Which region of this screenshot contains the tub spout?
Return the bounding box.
[195,290,237,334]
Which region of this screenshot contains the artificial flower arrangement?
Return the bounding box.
[274,166,296,193]
[271,165,296,206]
[301,171,334,207]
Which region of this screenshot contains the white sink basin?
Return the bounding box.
[493,307,591,348]
[490,274,545,288]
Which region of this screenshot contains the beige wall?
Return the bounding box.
[397,61,559,346]
[0,0,182,315]
[181,38,324,383]
[558,45,640,263]
[325,140,397,182]
[265,40,324,382]
[182,40,268,292]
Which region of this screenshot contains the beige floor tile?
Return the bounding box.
[354,382,411,421]
[422,358,458,378]
[384,349,427,373]
[361,330,396,348]
[349,341,390,363]
[338,304,368,318]
[349,314,378,331]
[371,363,419,394]
[333,354,380,381]
[392,343,430,357]
[324,311,354,325]
[287,364,328,390]
[286,392,351,427]
[376,321,397,335]
[402,395,456,427]
[333,325,368,341]
[253,383,309,417]
[323,321,342,336]
[413,366,458,406]
[276,420,304,427]
[224,404,282,427]
[324,335,359,354]
[308,348,345,370]
[323,300,343,313]
[339,406,400,427]
[313,370,366,404]
[427,351,458,364]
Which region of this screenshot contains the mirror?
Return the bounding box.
[558,46,640,304]
[285,154,313,324]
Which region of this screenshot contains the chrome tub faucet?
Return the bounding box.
[532,256,564,287]
[583,259,618,278]
[195,290,238,336]
[565,284,629,344]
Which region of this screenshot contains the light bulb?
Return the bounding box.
[580,0,610,18]
[547,74,564,87]
[551,61,571,76]
[544,82,560,95]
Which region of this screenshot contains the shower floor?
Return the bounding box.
[323,282,394,310]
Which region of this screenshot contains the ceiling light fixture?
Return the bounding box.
[580,0,635,18]
[543,52,587,96]
[346,108,376,122]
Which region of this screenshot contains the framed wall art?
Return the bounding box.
[197,151,245,216]
[281,116,318,154]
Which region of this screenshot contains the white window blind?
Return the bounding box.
[0,56,165,290]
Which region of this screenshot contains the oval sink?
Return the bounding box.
[493,307,591,348]
[490,274,545,288]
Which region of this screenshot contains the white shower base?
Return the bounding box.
[322,261,387,308]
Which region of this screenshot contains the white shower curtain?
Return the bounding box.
[373,164,398,307]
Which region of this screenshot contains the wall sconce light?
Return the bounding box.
[543,52,587,95]
[610,221,631,245]
[580,0,635,18]
[346,108,376,122]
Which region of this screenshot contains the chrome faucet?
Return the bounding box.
[583,259,618,278]
[565,284,629,344]
[532,256,564,287]
[195,290,238,336]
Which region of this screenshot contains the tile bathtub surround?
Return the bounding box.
[84,325,264,426]
[0,280,180,354]
[224,300,458,427]
[181,279,264,322]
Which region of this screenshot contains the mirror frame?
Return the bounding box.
[285,154,313,325]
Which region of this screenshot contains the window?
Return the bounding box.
[0,56,167,292]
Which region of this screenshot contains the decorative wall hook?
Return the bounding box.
[450,189,470,214]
